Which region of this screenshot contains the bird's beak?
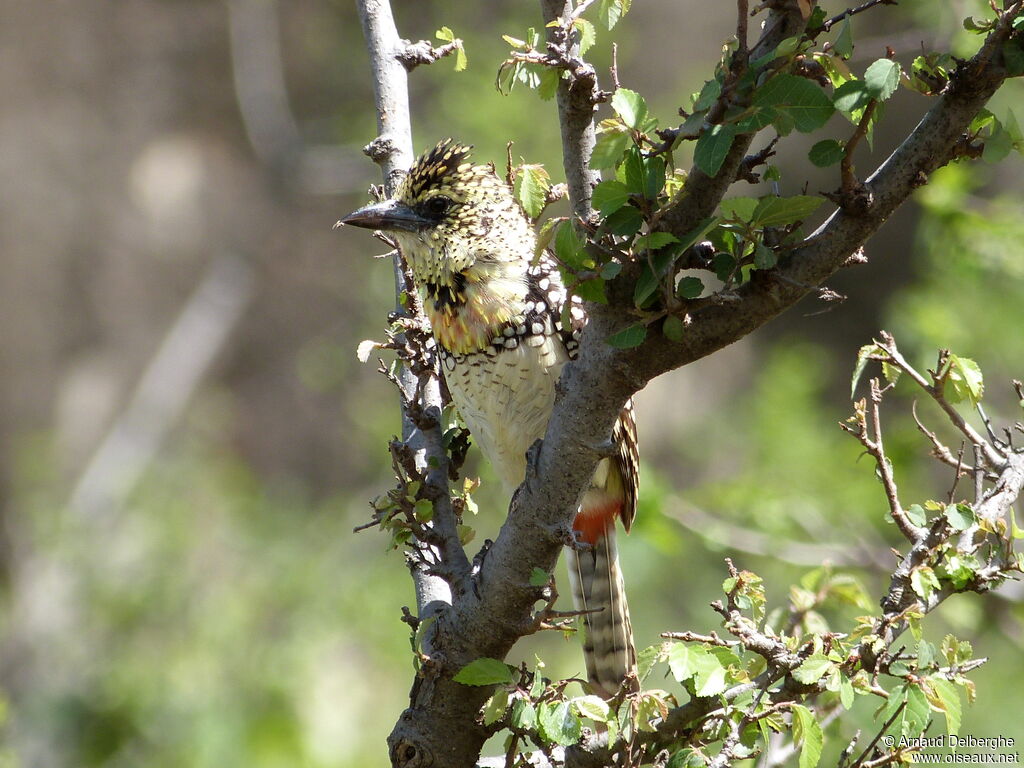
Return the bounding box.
[337,199,429,233]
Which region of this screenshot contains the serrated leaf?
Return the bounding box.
[643,154,667,200]
[534,217,562,260]
[511,699,537,729]
[944,503,975,532]
[592,180,630,216]
[906,504,927,527]
[792,654,834,684]
[612,88,648,130]
[602,205,644,236]
[573,17,596,55]
[637,643,664,682]
[694,124,736,177]
[637,232,679,252]
[606,323,647,348]
[884,683,930,738]
[663,315,685,342]
[752,195,824,227]
[693,78,722,112]
[538,701,582,746]
[598,0,631,30]
[590,128,630,169]
[537,67,559,100]
[808,139,845,167]
[513,164,551,219]
[910,566,940,601]
[944,355,984,405]
[573,695,611,722]
[929,678,962,736]
[483,690,510,725]
[555,220,586,269]
[864,58,901,101]
[752,74,834,133]
[529,567,549,586]
[719,197,759,221]
[840,675,855,710]
[851,343,885,398]
[791,704,823,768]
[454,658,514,685]
[677,276,704,298]
[575,277,607,304]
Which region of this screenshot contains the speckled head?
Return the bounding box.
[340,139,536,289]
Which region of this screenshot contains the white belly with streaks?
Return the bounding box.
[446,334,569,493]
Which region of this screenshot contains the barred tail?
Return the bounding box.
[566,522,636,698]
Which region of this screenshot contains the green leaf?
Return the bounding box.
[832,79,871,114]
[636,644,664,683]
[674,645,730,697]
[752,74,835,133]
[637,232,679,252]
[435,26,454,42]
[910,566,940,602]
[808,139,845,167]
[677,277,704,299]
[792,654,834,684]
[834,18,853,59]
[597,0,631,30]
[864,59,901,101]
[622,147,645,194]
[573,695,611,722]
[840,675,856,710]
[575,278,608,304]
[573,17,596,55]
[483,690,510,725]
[555,220,586,269]
[1003,38,1024,77]
[606,323,647,348]
[884,683,931,738]
[983,122,1013,163]
[693,78,722,112]
[663,315,685,342]
[694,125,736,177]
[719,197,759,222]
[612,88,649,130]
[643,154,667,200]
[511,699,537,729]
[944,503,975,532]
[944,354,984,405]
[906,504,927,527]
[529,567,549,586]
[454,658,514,685]
[592,180,630,216]
[602,205,644,236]
[513,164,551,219]
[851,343,885,398]
[791,704,824,768]
[752,195,824,227]
[753,242,777,269]
[929,678,962,736]
[537,68,560,100]
[590,129,631,169]
[538,701,582,746]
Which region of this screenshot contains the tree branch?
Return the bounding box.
[540,0,602,219]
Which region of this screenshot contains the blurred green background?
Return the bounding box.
[0,1,1022,766]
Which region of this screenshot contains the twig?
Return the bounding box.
[397,39,463,71]
[816,0,899,34]
[838,99,878,210]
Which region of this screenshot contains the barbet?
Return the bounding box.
[341,139,638,697]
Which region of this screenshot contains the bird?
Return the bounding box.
[340,138,638,698]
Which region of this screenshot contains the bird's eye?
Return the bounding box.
[423,195,453,217]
